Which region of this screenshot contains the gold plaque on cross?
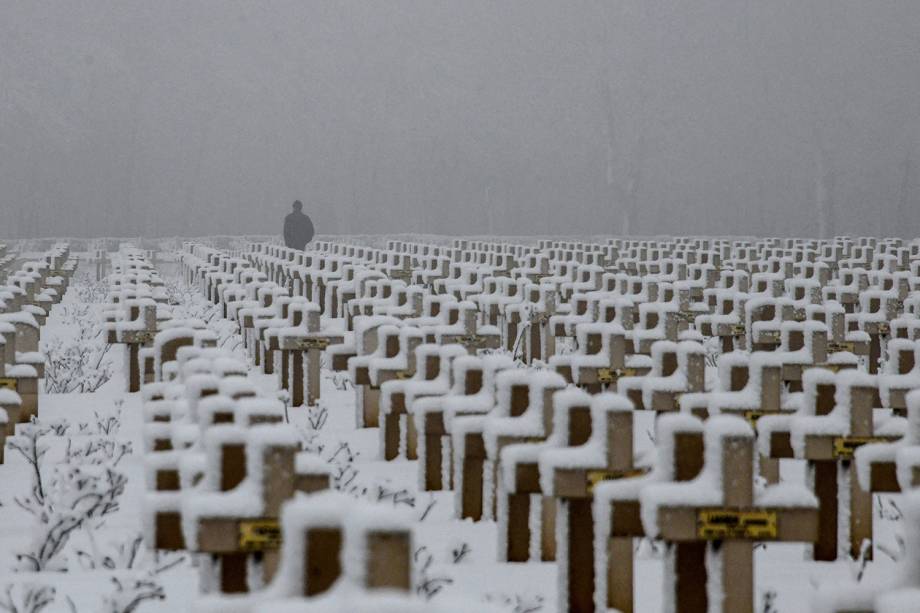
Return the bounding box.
[586,467,649,493]
[832,436,887,459]
[390,269,413,283]
[827,341,855,353]
[239,519,282,551]
[742,410,767,428]
[677,311,696,323]
[730,324,746,336]
[597,367,635,384]
[0,378,16,391]
[293,337,329,351]
[453,334,490,349]
[125,330,154,344]
[395,370,413,380]
[697,509,777,540]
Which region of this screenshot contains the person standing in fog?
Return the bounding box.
[283,200,314,250]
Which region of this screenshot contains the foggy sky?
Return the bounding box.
[1,1,919,239]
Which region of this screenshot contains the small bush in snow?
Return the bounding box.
[43,305,113,394]
[414,546,453,600]
[15,465,128,572]
[306,404,329,430]
[101,576,165,613]
[0,584,56,613]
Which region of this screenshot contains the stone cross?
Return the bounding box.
[595,414,705,613]
[642,416,818,613]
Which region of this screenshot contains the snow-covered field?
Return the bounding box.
[0,258,907,613]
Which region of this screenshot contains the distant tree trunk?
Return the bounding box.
[601,78,646,236]
[897,145,915,237]
[121,86,145,237]
[483,182,496,236]
[812,124,834,239]
[185,112,212,235]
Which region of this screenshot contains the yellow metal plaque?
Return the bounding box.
[390,269,413,282]
[697,509,777,540]
[0,378,17,391]
[124,330,154,344]
[742,409,768,428]
[597,368,636,384]
[827,341,855,353]
[586,467,649,493]
[730,324,746,336]
[395,370,413,380]
[239,519,282,551]
[293,337,329,351]
[452,334,491,349]
[832,436,888,459]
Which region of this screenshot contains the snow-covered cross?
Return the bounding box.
[379,343,466,462]
[181,425,329,594]
[255,492,412,601]
[617,340,704,412]
[414,355,512,493]
[482,372,567,558]
[705,354,793,484]
[593,413,706,613]
[435,301,501,355]
[553,322,631,394]
[349,321,403,427]
[278,302,344,408]
[539,393,644,613]
[641,416,819,613]
[856,387,920,496]
[109,299,157,392]
[505,284,556,363]
[452,370,532,521]
[879,339,920,417]
[758,368,850,562]
[368,326,424,395]
[788,372,902,561]
[259,295,308,377]
[856,289,900,375]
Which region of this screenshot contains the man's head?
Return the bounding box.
[293,200,303,212]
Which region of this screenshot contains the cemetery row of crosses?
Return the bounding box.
[2,235,920,613]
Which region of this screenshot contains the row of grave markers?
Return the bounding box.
[91,245,492,613]
[0,244,76,462]
[145,235,920,613]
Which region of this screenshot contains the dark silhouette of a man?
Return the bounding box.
[283,200,314,250]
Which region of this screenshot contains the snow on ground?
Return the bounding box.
[0,260,906,612]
